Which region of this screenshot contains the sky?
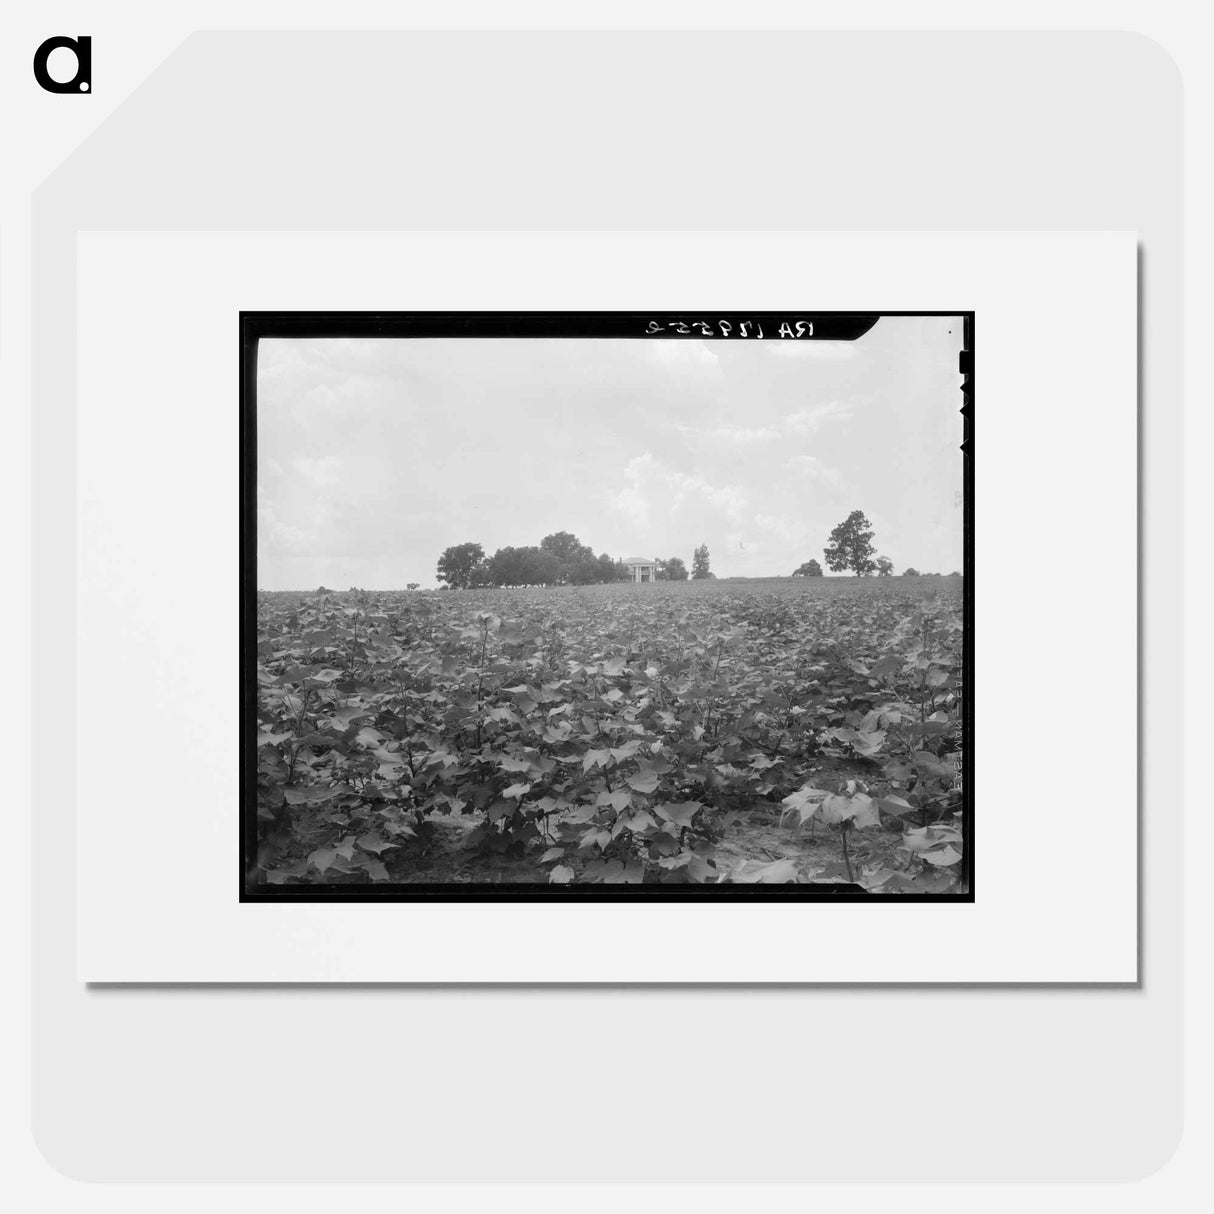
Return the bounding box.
[256,317,964,588]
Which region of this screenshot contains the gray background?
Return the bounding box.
[32,31,1179,1180]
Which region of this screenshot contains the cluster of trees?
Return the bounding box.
[436,534,715,588]
[792,559,823,577]
[793,511,885,576]
[436,532,629,589]
[653,546,713,581]
[793,510,913,578]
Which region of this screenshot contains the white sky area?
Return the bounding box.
[256,317,964,588]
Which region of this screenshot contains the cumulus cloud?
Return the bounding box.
[608,454,654,528]
[257,488,318,557]
[784,454,846,490]
[784,401,855,435]
[607,453,750,536]
[704,423,782,444]
[752,512,800,542]
[686,401,856,451]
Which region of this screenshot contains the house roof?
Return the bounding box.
[622,556,656,565]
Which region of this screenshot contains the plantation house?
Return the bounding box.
[622,556,658,583]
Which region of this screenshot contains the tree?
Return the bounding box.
[436,542,486,589]
[530,550,564,585]
[541,531,596,582]
[691,544,712,579]
[567,554,604,585]
[824,510,877,576]
[793,559,823,577]
[875,556,894,576]
[406,582,420,590]
[540,531,588,563]
[659,556,689,581]
[487,546,562,587]
[903,567,920,577]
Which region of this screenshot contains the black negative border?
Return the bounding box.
[239,312,974,903]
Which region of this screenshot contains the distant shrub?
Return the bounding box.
[902,568,920,577]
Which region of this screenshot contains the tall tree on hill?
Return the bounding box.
[436,542,486,589]
[824,510,877,576]
[691,544,712,579]
[541,531,594,576]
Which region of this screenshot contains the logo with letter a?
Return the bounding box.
[33,35,91,93]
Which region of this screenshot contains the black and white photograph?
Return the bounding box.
[243,312,971,898]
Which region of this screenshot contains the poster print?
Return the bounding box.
[242,312,972,900]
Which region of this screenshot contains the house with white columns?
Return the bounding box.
[622,556,659,583]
